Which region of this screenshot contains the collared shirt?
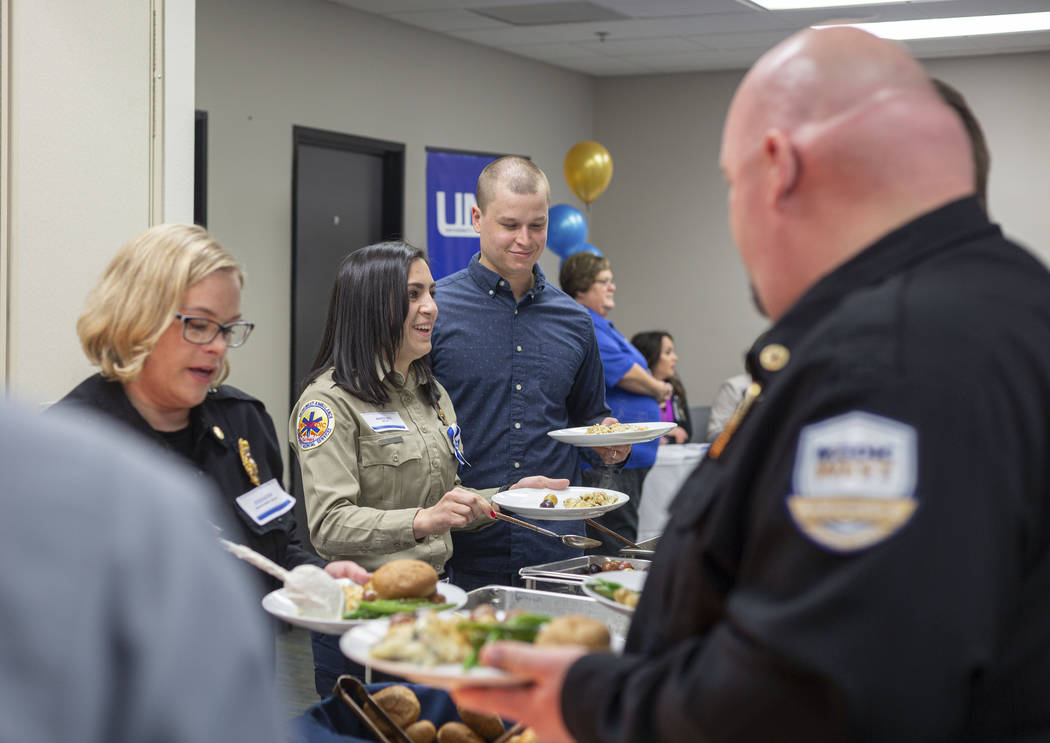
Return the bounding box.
[431,255,610,577]
[563,198,1050,741]
[290,367,490,574]
[586,307,660,469]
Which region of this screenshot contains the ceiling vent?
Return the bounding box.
[469,2,629,26]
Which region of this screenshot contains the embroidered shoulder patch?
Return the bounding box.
[787,411,918,553]
[297,400,334,450]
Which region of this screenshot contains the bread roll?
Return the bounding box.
[364,684,421,734]
[456,707,505,741]
[372,559,439,599]
[533,614,611,651]
[436,721,485,743]
[405,719,437,743]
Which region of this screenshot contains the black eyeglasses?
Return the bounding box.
[173,314,255,348]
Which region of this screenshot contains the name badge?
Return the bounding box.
[235,478,295,527]
[361,411,409,432]
[447,423,470,470]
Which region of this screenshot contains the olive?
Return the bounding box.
[540,493,558,508]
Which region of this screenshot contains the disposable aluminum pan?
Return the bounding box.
[518,556,651,592]
[464,585,631,642]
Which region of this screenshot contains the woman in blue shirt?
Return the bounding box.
[560,252,672,549]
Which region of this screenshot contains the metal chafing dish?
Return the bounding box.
[464,585,631,642]
[518,555,651,593]
[619,535,660,559]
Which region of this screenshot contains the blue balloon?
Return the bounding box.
[546,204,587,258]
[564,243,602,258]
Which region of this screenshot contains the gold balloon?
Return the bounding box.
[564,141,613,205]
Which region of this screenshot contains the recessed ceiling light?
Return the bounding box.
[752,0,913,8]
[814,11,1050,40]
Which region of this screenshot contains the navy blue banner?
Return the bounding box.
[426,151,499,280]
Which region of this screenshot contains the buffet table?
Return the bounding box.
[637,443,709,542]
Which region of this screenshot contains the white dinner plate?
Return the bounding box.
[261,581,467,635]
[339,618,528,690]
[494,487,629,521]
[580,569,647,616]
[547,421,676,447]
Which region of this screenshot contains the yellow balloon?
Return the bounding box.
[564,141,613,205]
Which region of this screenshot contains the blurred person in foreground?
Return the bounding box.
[630,330,692,444]
[0,402,284,742]
[454,27,1050,741]
[51,225,367,612]
[560,252,669,548]
[430,157,629,590]
[290,241,567,693]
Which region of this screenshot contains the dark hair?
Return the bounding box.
[559,252,611,298]
[931,78,989,211]
[631,330,688,404]
[302,241,439,407]
[630,330,669,372]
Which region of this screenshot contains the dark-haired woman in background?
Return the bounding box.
[289,241,566,693]
[631,330,692,445]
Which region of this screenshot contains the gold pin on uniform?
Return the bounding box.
[212,425,225,441]
[759,343,790,372]
[238,437,261,487]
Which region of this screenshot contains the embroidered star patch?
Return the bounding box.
[297,400,334,450]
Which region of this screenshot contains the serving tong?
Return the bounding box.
[334,675,524,743]
[491,510,601,550]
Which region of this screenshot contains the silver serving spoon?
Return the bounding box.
[491,510,601,550]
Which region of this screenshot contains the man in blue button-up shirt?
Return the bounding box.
[431,156,628,589]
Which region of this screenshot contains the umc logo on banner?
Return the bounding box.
[435,191,478,238]
[427,150,502,279]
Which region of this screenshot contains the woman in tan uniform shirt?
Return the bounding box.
[290,241,566,692]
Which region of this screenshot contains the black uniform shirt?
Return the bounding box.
[564,198,1050,742]
[53,375,322,597]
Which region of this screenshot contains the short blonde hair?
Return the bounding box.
[476,156,550,213]
[77,224,244,384]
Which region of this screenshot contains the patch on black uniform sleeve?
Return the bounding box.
[787,411,918,552]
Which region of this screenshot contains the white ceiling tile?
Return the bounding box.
[690,28,796,50]
[503,40,611,59]
[387,9,509,33]
[575,36,709,54]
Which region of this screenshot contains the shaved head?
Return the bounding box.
[721,27,975,320]
[476,156,550,213]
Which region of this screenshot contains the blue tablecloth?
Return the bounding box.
[289,682,462,743]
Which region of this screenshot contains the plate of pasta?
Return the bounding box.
[547,421,675,447]
[493,487,628,520]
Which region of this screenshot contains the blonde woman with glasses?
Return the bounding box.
[52,224,367,616]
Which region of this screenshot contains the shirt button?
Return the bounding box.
[513,461,520,469]
[515,384,522,391]
[421,426,427,433]
[514,422,521,429]
[489,289,495,296]
[499,280,505,287]
[516,345,522,352]
[392,454,399,463]
[514,309,518,315]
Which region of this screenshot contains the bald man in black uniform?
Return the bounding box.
[453,27,1050,743]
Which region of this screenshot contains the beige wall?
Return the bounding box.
[592,51,1050,408]
[196,0,594,437]
[2,0,195,404]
